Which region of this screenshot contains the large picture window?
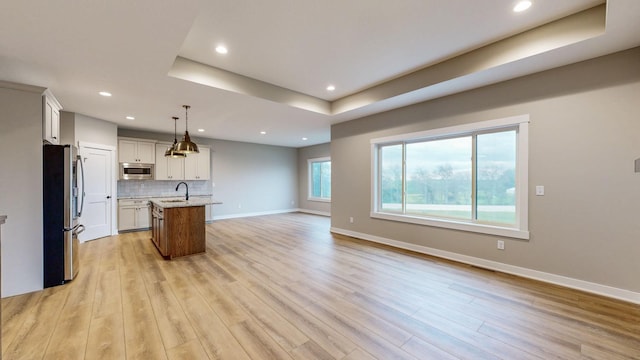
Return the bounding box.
[308,157,331,202]
[371,115,529,239]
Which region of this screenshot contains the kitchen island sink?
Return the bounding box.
[149,197,219,259]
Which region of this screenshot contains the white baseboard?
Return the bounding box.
[297,208,331,217]
[212,208,298,220]
[330,227,640,305]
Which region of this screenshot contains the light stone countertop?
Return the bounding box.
[118,194,213,200]
[149,197,222,208]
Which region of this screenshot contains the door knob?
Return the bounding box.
[106,196,111,199]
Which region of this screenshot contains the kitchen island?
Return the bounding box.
[149,197,220,259]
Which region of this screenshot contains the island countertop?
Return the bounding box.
[149,197,222,208]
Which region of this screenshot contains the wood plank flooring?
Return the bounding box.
[2,213,639,359]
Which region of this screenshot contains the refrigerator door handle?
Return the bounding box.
[77,155,86,218]
[72,224,85,236]
[64,223,82,232]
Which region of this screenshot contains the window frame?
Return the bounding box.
[370,115,530,240]
[308,157,331,202]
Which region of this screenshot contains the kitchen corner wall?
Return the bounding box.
[330,47,640,300]
[64,112,118,148]
[61,111,119,236]
[297,142,331,216]
[117,129,298,218]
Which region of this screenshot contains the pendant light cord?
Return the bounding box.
[183,105,191,132]
[173,116,179,143]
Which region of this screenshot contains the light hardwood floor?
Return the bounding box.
[2,213,639,359]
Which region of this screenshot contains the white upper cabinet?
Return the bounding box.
[184,146,210,180]
[118,138,156,164]
[155,143,184,180]
[42,90,62,145]
[155,143,209,180]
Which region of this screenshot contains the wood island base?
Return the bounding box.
[151,204,206,259]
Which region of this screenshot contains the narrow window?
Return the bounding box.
[308,157,331,202]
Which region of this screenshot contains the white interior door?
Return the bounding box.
[79,145,113,242]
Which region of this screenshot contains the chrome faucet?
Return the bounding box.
[176,181,189,200]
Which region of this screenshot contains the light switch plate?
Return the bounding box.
[535,185,545,196]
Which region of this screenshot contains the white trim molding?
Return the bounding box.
[212,208,298,220]
[298,208,331,217]
[330,227,640,305]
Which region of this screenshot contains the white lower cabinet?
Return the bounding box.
[118,199,151,231]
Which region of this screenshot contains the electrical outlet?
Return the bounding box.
[497,240,505,250]
[349,217,354,223]
[238,203,242,209]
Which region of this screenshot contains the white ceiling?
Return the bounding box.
[1,0,639,147]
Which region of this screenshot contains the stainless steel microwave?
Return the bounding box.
[119,163,154,180]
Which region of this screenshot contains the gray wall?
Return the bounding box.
[297,143,331,215]
[0,83,45,297]
[331,47,640,295]
[74,113,118,148]
[60,111,118,148]
[118,129,298,218]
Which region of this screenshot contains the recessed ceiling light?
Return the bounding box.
[302,137,308,141]
[326,85,336,91]
[197,128,205,132]
[513,1,532,12]
[99,91,112,97]
[125,116,135,120]
[260,131,267,135]
[215,45,228,54]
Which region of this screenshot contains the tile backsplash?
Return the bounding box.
[117,180,214,198]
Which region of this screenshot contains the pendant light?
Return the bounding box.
[165,116,186,158]
[174,105,199,154]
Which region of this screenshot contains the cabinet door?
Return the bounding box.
[205,204,212,222]
[118,206,136,231]
[136,206,151,228]
[168,156,184,180]
[158,215,168,256]
[154,145,171,180]
[43,95,60,145]
[119,140,156,163]
[118,140,138,163]
[51,106,60,144]
[197,147,210,180]
[137,141,156,164]
[151,208,158,246]
[184,146,210,180]
[155,144,184,180]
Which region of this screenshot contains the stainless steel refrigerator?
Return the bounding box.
[43,144,85,288]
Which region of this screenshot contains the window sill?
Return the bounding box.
[308,197,331,203]
[370,212,529,240]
